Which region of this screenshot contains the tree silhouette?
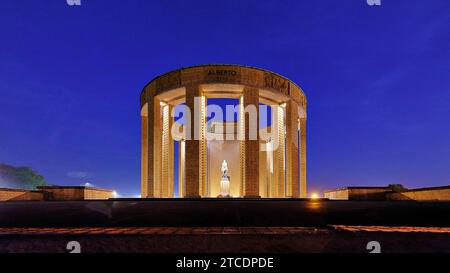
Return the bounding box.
[0,163,47,190]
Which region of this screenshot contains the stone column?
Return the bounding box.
[300,117,307,198]
[178,140,185,197]
[153,97,162,197]
[199,96,207,197]
[160,102,170,197]
[144,95,156,198]
[141,115,149,197]
[168,105,174,198]
[243,87,260,198]
[273,105,285,198]
[266,140,275,198]
[239,96,245,197]
[286,100,299,198]
[184,85,201,198]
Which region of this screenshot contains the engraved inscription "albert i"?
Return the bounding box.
[207,70,238,76]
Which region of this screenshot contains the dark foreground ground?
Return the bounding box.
[1,226,450,253]
[1,199,450,253]
[2,199,450,227]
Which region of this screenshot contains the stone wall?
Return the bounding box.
[0,188,44,201]
[348,188,391,201]
[84,187,113,200]
[324,189,349,200]
[39,187,85,200]
[0,186,113,202]
[38,186,113,201]
[388,186,450,201]
[325,187,391,201]
[325,186,450,201]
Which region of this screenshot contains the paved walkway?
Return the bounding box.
[1,226,450,253]
[1,226,450,235]
[0,227,327,235]
[332,225,450,233]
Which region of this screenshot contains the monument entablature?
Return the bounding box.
[141,64,307,109]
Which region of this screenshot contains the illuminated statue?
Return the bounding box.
[219,160,231,197]
[221,160,228,177]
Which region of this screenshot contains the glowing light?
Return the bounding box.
[280,103,286,108]
[311,193,319,199]
[160,101,168,106]
[112,191,119,198]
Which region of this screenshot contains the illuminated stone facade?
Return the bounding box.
[140,65,307,198]
[0,186,113,202]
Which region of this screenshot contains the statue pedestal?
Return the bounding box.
[218,176,231,198]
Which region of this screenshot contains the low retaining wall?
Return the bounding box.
[324,187,390,201]
[325,186,450,201]
[388,186,450,201]
[38,186,113,201]
[0,188,44,201]
[0,186,113,202]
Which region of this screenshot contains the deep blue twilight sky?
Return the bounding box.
[0,0,449,196]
